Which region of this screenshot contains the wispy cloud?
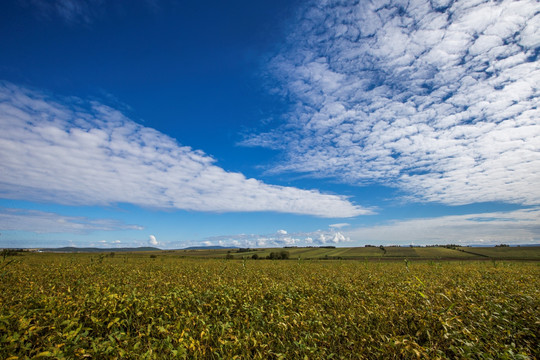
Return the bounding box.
[344,207,540,245]
[329,223,350,229]
[23,0,162,24]
[25,0,103,24]
[243,0,540,206]
[0,207,143,234]
[0,82,368,218]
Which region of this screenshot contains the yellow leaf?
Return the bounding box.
[35,351,52,357]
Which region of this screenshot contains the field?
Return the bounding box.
[1,252,539,359]
[171,245,540,261]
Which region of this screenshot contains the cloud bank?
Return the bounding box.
[194,207,540,248]
[243,0,540,206]
[0,82,368,218]
[201,228,351,248]
[344,207,540,245]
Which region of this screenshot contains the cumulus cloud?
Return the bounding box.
[344,207,540,245]
[0,82,369,218]
[0,207,143,234]
[191,207,540,248]
[243,0,540,206]
[200,228,351,248]
[148,234,158,246]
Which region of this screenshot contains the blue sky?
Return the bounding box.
[1,0,539,248]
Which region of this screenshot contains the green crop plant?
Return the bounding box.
[0,254,538,359]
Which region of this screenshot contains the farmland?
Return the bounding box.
[167,245,540,261]
[1,251,539,359]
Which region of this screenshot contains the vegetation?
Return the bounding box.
[235,248,254,253]
[166,245,540,261]
[1,249,25,258]
[0,252,538,359]
[266,251,290,260]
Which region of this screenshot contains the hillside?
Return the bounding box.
[163,246,540,261]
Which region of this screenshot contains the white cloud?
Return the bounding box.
[344,207,540,245]
[277,229,287,235]
[243,0,540,206]
[329,223,350,229]
[148,234,158,246]
[186,207,540,248]
[0,207,143,234]
[86,238,143,248]
[197,228,351,248]
[0,82,369,218]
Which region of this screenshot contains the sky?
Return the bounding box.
[0,0,539,249]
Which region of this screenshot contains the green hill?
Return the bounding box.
[161,246,540,261]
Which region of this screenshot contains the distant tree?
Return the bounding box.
[1,249,23,258]
[251,254,259,260]
[267,251,289,260]
[225,253,234,260]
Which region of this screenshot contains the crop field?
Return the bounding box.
[1,253,538,359]
[455,247,540,260]
[173,245,540,261]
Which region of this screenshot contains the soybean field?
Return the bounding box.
[1,252,538,359]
